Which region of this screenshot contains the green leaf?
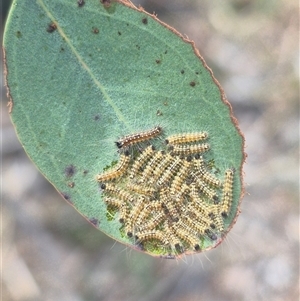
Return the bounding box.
[3,0,245,258]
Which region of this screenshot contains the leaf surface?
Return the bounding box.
[4,0,245,257]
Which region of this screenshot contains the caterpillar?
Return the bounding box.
[97,151,130,182]
[119,202,131,224]
[195,170,222,188]
[163,221,183,252]
[115,126,162,149]
[193,155,221,187]
[137,211,165,232]
[126,182,156,196]
[129,145,155,179]
[150,153,174,183]
[209,212,224,233]
[103,196,122,208]
[186,202,215,229]
[135,230,168,245]
[181,214,211,235]
[139,150,164,183]
[191,175,219,202]
[171,222,200,251]
[100,183,135,203]
[126,196,146,237]
[169,143,210,155]
[193,154,205,170]
[220,168,235,217]
[134,201,162,227]
[165,132,208,145]
[170,157,192,196]
[160,187,180,222]
[157,156,183,187]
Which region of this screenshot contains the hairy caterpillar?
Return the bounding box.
[97,152,130,182]
[165,132,208,145]
[116,126,162,149]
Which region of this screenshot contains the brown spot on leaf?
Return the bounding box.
[77,0,85,7]
[47,22,57,33]
[156,110,163,116]
[181,70,185,74]
[118,31,122,35]
[16,31,22,38]
[142,17,148,24]
[190,81,196,87]
[100,0,111,7]
[61,192,72,203]
[94,114,100,121]
[92,27,99,34]
[89,218,99,226]
[156,59,161,64]
[68,182,75,188]
[83,170,88,175]
[65,165,76,177]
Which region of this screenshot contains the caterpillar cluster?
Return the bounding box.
[97,128,235,256]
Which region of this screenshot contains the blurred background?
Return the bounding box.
[1,0,299,300]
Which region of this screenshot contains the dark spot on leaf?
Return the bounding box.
[100,0,116,14]
[60,47,65,52]
[163,101,168,106]
[61,192,72,204]
[164,50,168,54]
[195,71,199,75]
[83,170,88,175]
[77,0,85,7]
[181,70,185,74]
[94,114,100,121]
[156,59,161,64]
[142,17,148,24]
[190,81,196,87]
[136,44,140,50]
[156,110,163,116]
[92,27,99,34]
[68,182,75,188]
[47,22,57,33]
[65,165,76,177]
[100,0,111,8]
[16,31,22,38]
[89,218,99,226]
